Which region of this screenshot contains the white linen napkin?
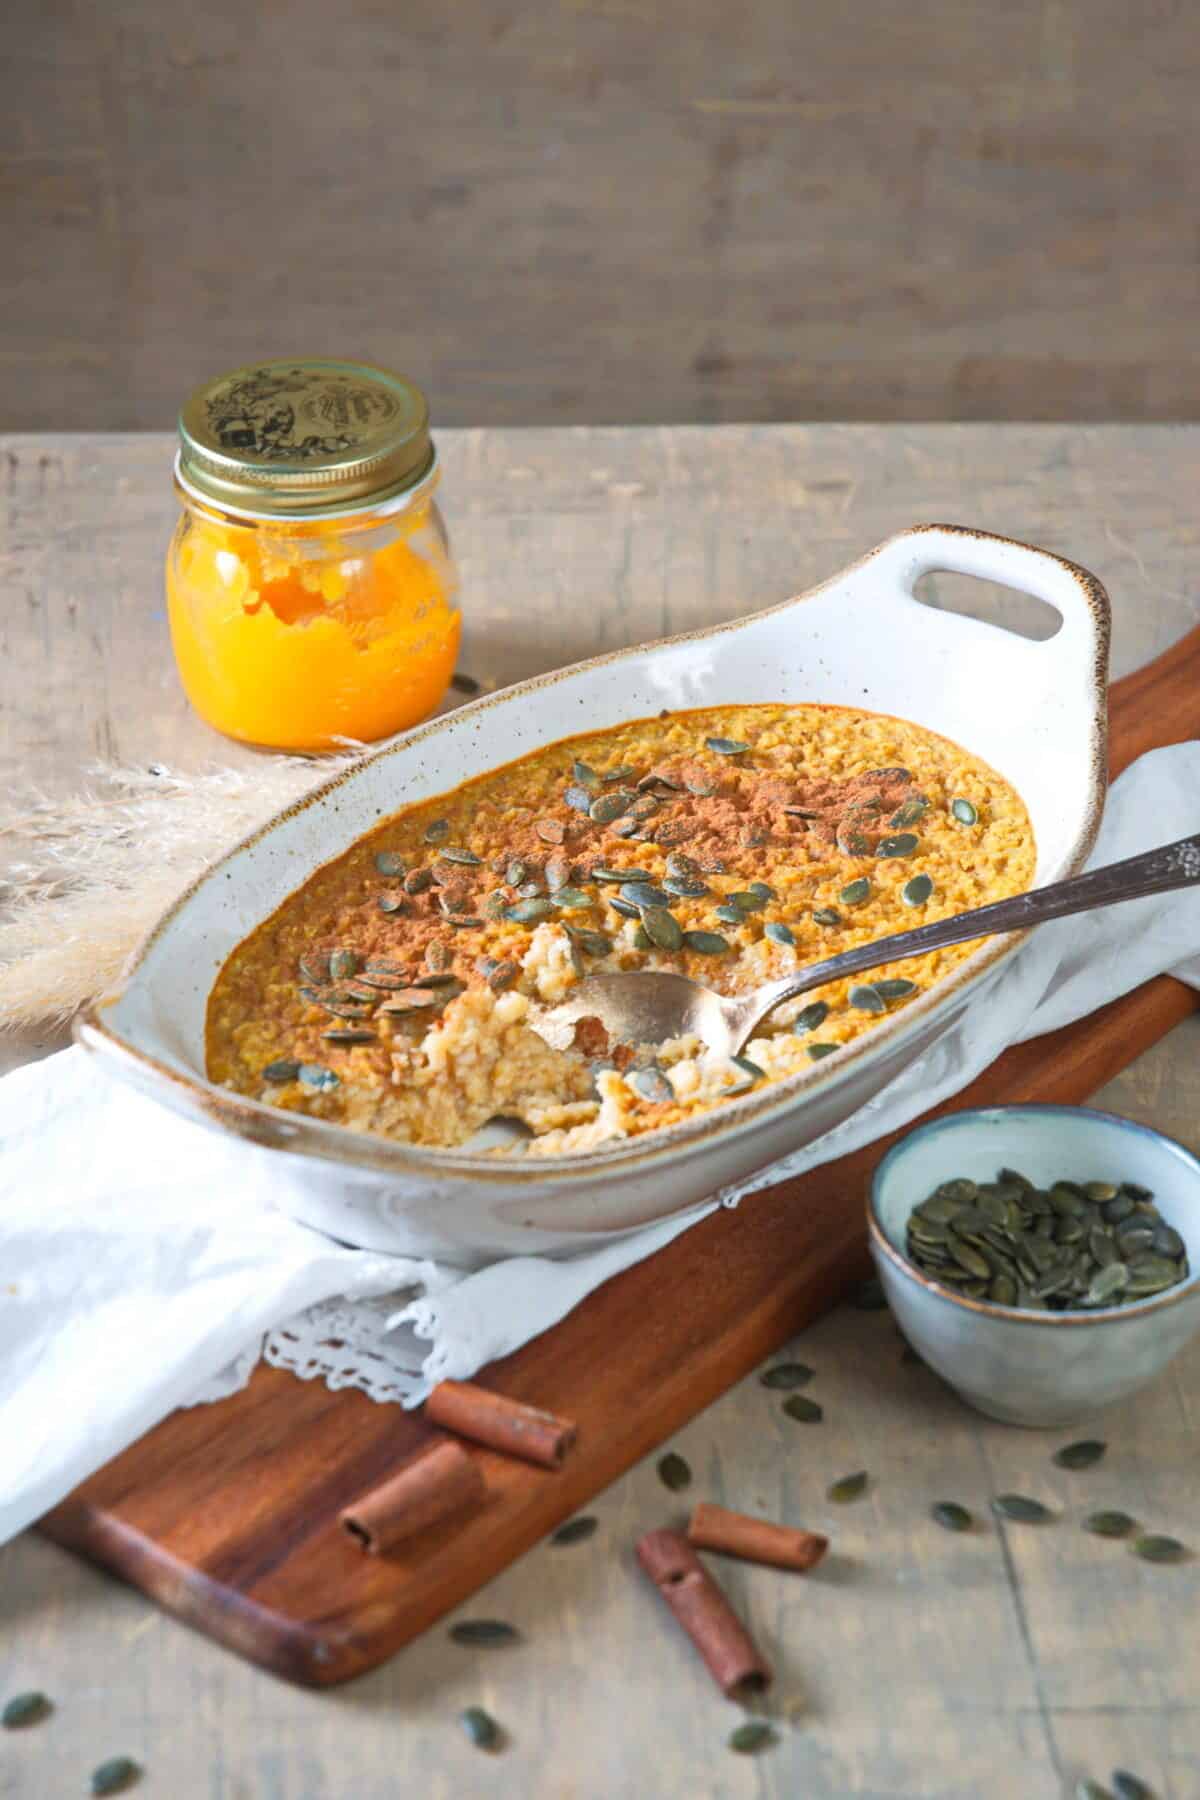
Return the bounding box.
[2,744,1198,1547]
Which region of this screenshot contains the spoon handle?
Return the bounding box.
[748,831,1200,1023]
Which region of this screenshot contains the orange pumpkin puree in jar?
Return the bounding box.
[166,359,460,751]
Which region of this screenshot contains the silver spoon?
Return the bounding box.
[531,833,1200,1061]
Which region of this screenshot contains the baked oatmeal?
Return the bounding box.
[206,703,1035,1155]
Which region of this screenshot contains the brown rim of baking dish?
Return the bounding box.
[75,525,1111,1185]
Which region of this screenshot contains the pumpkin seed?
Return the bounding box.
[657,1451,692,1491]
[2,1692,50,1729]
[426,940,452,972]
[591,865,653,884]
[535,819,565,846]
[705,736,749,755]
[262,1059,301,1083]
[572,760,600,789]
[1084,1510,1136,1538]
[322,1028,374,1044]
[1053,1439,1107,1471]
[876,832,919,858]
[714,905,745,926]
[1074,1783,1112,1800]
[683,929,730,955]
[505,898,555,924]
[621,881,671,909]
[837,824,872,856]
[375,851,407,879]
[609,895,641,920]
[550,1515,598,1546]
[663,875,710,899]
[552,886,592,910]
[728,1721,776,1754]
[628,794,662,819]
[764,921,795,946]
[449,1619,521,1647]
[839,878,871,905]
[1132,1533,1189,1563]
[459,1706,500,1749]
[90,1760,141,1796]
[1153,1223,1185,1258]
[630,1066,674,1104]
[450,671,482,695]
[566,927,613,957]
[782,1394,823,1423]
[728,1054,765,1091]
[1086,1262,1130,1305]
[991,1494,1053,1523]
[951,797,978,825]
[641,906,683,951]
[850,983,886,1014]
[442,846,482,866]
[759,1361,814,1390]
[485,960,519,993]
[424,818,450,843]
[666,852,701,879]
[589,792,632,825]
[564,784,593,814]
[875,977,917,1000]
[601,764,636,783]
[298,1064,339,1091]
[902,874,934,906]
[1111,1773,1155,1800]
[812,906,842,925]
[931,1501,973,1532]
[827,1470,868,1504]
[402,867,432,897]
[727,890,767,913]
[789,1000,827,1033]
[807,1042,838,1060]
[889,795,929,828]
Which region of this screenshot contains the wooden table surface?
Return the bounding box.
[2,426,1199,1800]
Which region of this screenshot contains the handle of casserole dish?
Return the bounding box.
[869,522,1111,693]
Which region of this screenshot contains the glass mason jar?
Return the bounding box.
[166,359,460,751]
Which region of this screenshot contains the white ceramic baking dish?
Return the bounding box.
[77,525,1110,1263]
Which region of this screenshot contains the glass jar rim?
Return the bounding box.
[173,446,441,527]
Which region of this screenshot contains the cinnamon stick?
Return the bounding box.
[687,1502,829,1573]
[425,1380,577,1469]
[340,1438,484,1554]
[636,1528,771,1696]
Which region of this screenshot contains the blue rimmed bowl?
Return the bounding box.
[869,1105,1200,1427]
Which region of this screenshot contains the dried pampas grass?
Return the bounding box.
[0,756,361,1027]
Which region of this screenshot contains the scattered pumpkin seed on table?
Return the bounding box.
[449,1620,521,1647]
[459,1706,501,1749]
[657,1451,692,1492]
[2,1692,50,1729]
[782,1394,823,1424]
[1053,1439,1107,1471]
[759,1361,814,1390]
[991,1494,1053,1524]
[1112,1774,1155,1800]
[828,1471,869,1503]
[931,1502,973,1533]
[1084,1510,1136,1539]
[550,1515,598,1547]
[1132,1533,1189,1564]
[728,1721,777,1754]
[90,1760,141,1796]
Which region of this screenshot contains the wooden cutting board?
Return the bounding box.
[39,624,1200,1687]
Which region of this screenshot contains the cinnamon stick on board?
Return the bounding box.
[687,1502,829,1573]
[425,1380,577,1469]
[340,1438,484,1554]
[636,1528,772,1696]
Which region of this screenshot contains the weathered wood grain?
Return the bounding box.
[6,4,1200,429]
[3,427,1200,1798]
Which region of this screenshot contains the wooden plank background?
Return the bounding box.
[5,1,1200,430]
[2,424,1200,1797]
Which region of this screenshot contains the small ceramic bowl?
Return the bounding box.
[869,1105,1200,1427]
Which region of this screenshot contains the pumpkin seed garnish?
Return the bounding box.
[441,846,482,866]
[714,905,745,926]
[705,736,749,755]
[782,1394,823,1423]
[876,832,919,858]
[931,1501,973,1532]
[683,929,730,955]
[322,1027,374,1044]
[641,906,683,951]
[404,867,434,895]
[602,763,637,783]
[262,1059,301,1083]
[666,852,701,879]
[726,890,765,914]
[827,1470,869,1504]
[807,1042,838,1060]
[902,874,934,906]
[572,759,600,789]
[1111,1772,1155,1800]
[663,874,711,899]
[424,818,450,843]
[592,865,653,885]
[589,791,632,825]
[90,1759,141,1795]
[791,1000,828,1032]
[839,877,871,905]
[1074,1783,1112,1800]
[784,805,820,819]
[849,983,886,1014]
[378,894,408,915]
[728,1721,776,1754]
[812,907,842,925]
[298,951,332,985]
[564,784,593,814]
[889,795,929,827]
[552,887,593,910]
[759,1361,814,1390]
[505,898,555,924]
[609,895,641,920]
[328,948,360,981]
[1054,1439,1107,1470]
[630,1065,674,1103]
[951,797,978,825]
[728,1054,765,1092]
[764,921,795,946]
[565,926,613,957]
[550,1515,598,1546]
[621,881,672,909]
[449,1620,521,1647]
[377,988,445,1014]
[991,1494,1053,1524]
[459,1706,500,1749]
[485,960,519,993]
[837,824,872,856]
[657,1450,692,1491]
[2,1691,50,1729]
[1132,1533,1189,1563]
[1084,1510,1136,1538]
[535,819,565,846]
[298,1063,339,1090]
[426,939,452,972]
[374,851,406,877]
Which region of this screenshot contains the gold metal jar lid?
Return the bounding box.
[177,359,434,517]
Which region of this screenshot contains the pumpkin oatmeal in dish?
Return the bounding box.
[206,704,1034,1155]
